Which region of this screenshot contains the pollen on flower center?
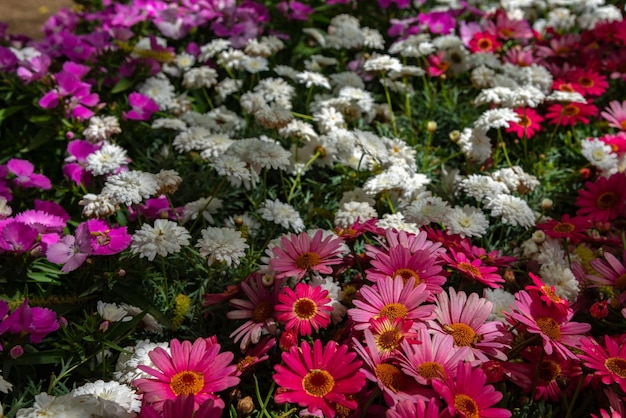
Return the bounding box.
[295,252,322,270]
[605,357,626,378]
[553,222,575,233]
[520,115,532,127]
[620,120,626,130]
[539,360,561,382]
[541,285,562,303]
[536,316,562,340]
[375,363,405,393]
[303,369,335,397]
[562,104,580,117]
[379,303,409,321]
[392,268,420,284]
[596,192,618,209]
[237,355,256,373]
[417,361,446,379]
[458,262,482,278]
[293,297,317,319]
[454,394,479,418]
[477,38,492,51]
[376,330,402,352]
[579,77,593,88]
[170,371,205,396]
[251,300,274,323]
[614,273,626,292]
[446,322,477,347]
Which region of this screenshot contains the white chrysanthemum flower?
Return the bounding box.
[198,133,236,159]
[174,52,195,69]
[215,78,243,101]
[581,138,618,173]
[138,73,176,110]
[182,196,223,224]
[353,130,389,164]
[383,137,417,171]
[509,85,546,108]
[273,64,300,81]
[474,86,515,106]
[196,227,249,267]
[102,171,158,206]
[0,371,11,393]
[152,117,187,131]
[310,274,347,324]
[460,174,510,202]
[362,27,385,49]
[210,154,252,188]
[86,142,129,176]
[491,166,540,194]
[97,301,131,322]
[475,108,520,131]
[335,201,378,228]
[113,340,170,385]
[545,90,586,103]
[259,199,304,232]
[130,219,191,261]
[443,205,490,238]
[199,39,231,61]
[242,56,269,73]
[458,127,492,164]
[536,237,567,267]
[119,304,162,333]
[401,195,451,226]
[256,77,295,105]
[154,169,182,195]
[72,380,141,414]
[377,213,421,234]
[484,288,516,322]
[339,188,376,207]
[0,196,12,219]
[279,119,318,142]
[182,67,218,89]
[313,107,346,134]
[485,194,536,228]
[338,87,374,113]
[173,126,213,153]
[79,193,117,218]
[578,5,623,30]
[217,48,246,70]
[547,7,576,31]
[83,116,121,143]
[539,263,580,302]
[296,71,331,89]
[329,71,365,92]
[16,392,98,418]
[363,54,402,73]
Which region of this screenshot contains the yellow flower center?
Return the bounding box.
[379,303,409,321]
[605,357,626,378]
[237,356,256,373]
[562,104,580,117]
[251,300,274,323]
[295,252,322,270]
[541,285,562,303]
[303,369,335,397]
[417,361,446,380]
[596,192,618,210]
[375,363,405,393]
[458,262,482,278]
[392,268,420,284]
[446,323,477,347]
[553,222,575,233]
[539,360,561,382]
[454,394,479,418]
[536,316,562,340]
[293,298,317,320]
[170,371,204,396]
[376,329,403,353]
[477,38,493,51]
[615,273,626,292]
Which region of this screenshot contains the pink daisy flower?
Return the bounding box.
[506,107,544,139]
[386,399,440,418]
[521,346,582,402]
[432,362,511,418]
[227,273,283,351]
[270,229,346,280]
[368,316,417,355]
[579,335,626,393]
[366,245,446,298]
[428,288,510,362]
[575,173,626,222]
[568,68,608,97]
[273,339,365,418]
[134,337,239,412]
[275,282,332,336]
[396,328,471,387]
[587,251,626,304]
[545,101,598,127]
[525,273,570,317]
[348,276,434,332]
[506,290,591,360]
[601,100,626,130]
[441,249,504,289]
[536,213,591,243]
[138,395,223,418]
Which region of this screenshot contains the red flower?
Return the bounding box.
[275,282,332,336]
[568,68,608,97]
[575,173,626,222]
[441,249,504,288]
[506,107,544,139]
[545,101,598,126]
[469,31,501,54]
[536,213,591,242]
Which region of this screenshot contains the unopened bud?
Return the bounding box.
[531,230,546,244]
[540,198,553,211]
[279,330,298,351]
[449,130,461,143]
[590,300,609,319]
[426,121,437,133]
[10,345,24,359]
[236,396,255,417]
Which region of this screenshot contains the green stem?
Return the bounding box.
[287,150,321,203]
[382,75,397,137]
[565,372,586,418]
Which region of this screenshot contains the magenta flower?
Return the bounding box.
[46,222,93,272]
[124,92,160,121]
[38,64,100,120]
[275,282,332,336]
[63,140,100,186]
[276,1,314,21]
[6,159,51,190]
[16,53,51,84]
[86,219,131,256]
[0,220,39,253]
[0,299,60,343]
[139,395,224,418]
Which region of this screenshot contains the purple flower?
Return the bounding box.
[124,92,160,121]
[418,11,457,35]
[16,54,51,84]
[46,223,92,273]
[63,140,100,186]
[0,220,39,253]
[276,1,314,21]
[34,199,71,222]
[38,66,100,121]
[6,159,51,190]
[0,299,60,343]
[0,47,17,72]
[378,0,411,8]
[87,219,132,256]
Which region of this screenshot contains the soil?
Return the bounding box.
[0,0,74,39]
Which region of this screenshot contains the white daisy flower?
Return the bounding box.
[334,201,378,228]
[86,142,129,176]
[138,73,176,110]
[581,138,618,173]
[363,54,402,73]
[113,340,170,385]
[296,71,331,89]
[474,108,520,131]
[196,227,249,267]
[539,263,580,302]
[83,116,121,143]
[16,392,99,418]
[72,380,141,414]
[484,288,516,322]
[259,199,304,232]
[484,194,536,228]
[97,301,132,323]
[377,213,421,234]
[182,67,218,89]
[102,171,158,206]
[402,195,451,226]
[130,219,191,261]
[460,174,510,202]
[79,193,118,218]
[443,205,490,238]
[182,196,223,224]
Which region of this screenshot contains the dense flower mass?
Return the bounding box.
[1,0,626,416]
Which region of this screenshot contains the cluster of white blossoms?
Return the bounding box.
[581,137,621,175]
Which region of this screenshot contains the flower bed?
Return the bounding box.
[1,0,626,416]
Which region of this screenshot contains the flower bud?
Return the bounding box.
[481,360,504,383]
[540,198,553,211]
[279,330,298,351]
[426,121,437,133]
[236,396,255,417]
[10,345,24,359]
[590,300,609,319]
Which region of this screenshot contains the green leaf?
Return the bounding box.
[10,349,68,365]
[0,105,27,126]
[111,78,134,94]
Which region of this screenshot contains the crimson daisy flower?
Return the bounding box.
[521,346,582,402]
[348,276,434,332]
[575,173,626,222]
[601,100,626,131]
[545,101,598,126]
[579,335,626,392]
[441,249,504,289]
[536,213,591,242]
[134,338,239,412]
[275,282,332,336]
[273,339,366,418]
[525,273,570,317]
[386,398,440,418]
[428,288,509,362]
[432,361,511,418]
[138,395,223,418]
[506,290,591,360]
[270,229,346,280]
[469,31,501,53]
[506,107,544,139]
[587,251,626,304]
[568,68,608,97]
[368,316,417,355]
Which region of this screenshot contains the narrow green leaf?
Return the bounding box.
[111,78,134,94]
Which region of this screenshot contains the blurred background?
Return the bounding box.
[1,0,74,39]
